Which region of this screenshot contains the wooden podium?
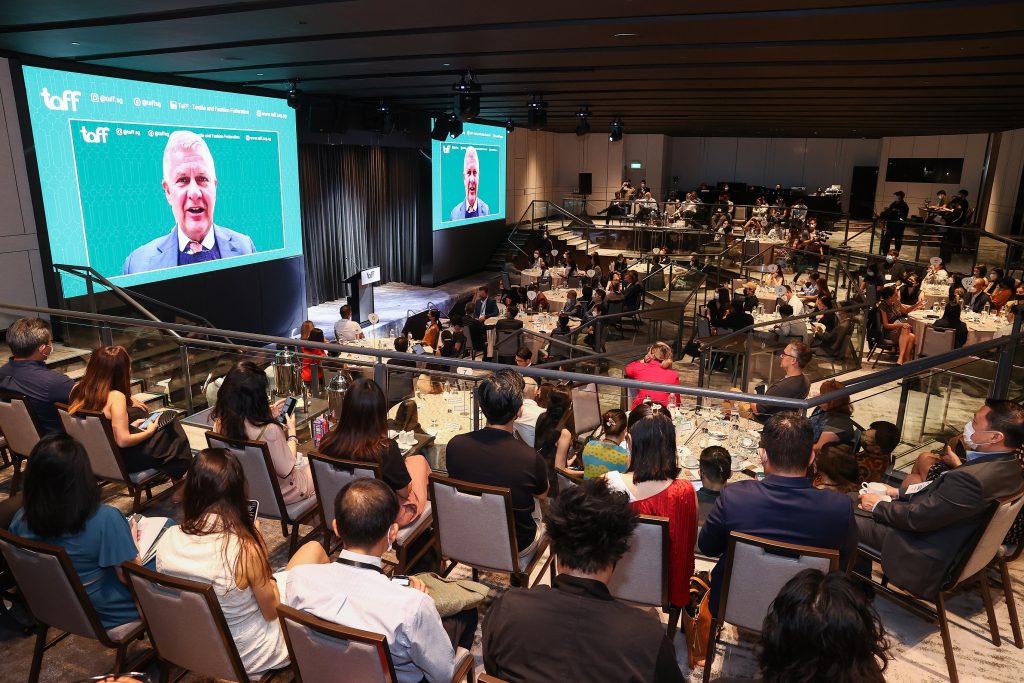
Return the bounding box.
[346,266,380,324]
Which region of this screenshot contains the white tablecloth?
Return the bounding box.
[665,407,764,478]
[908,309,1012,354]
[485,314,555,356]
[521,267,567,287]
[388,390,476,469]
[919,283,950,309]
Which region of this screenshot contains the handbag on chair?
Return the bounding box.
[681,573,712,668]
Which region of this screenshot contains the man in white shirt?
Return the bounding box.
[514,377,545,447]
[286,479,476,683]
[334,304,364,342]
[783,285,804,316]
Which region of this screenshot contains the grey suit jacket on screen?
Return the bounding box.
[122,225,256,275]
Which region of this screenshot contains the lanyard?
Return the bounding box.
[335,557,384,574]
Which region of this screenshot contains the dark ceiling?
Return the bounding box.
[2,0,1023,137]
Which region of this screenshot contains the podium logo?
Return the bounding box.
[40,88,82,111]
[80,126,110,144]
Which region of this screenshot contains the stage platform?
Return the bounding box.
[308,271,499,341]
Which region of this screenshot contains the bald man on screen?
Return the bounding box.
[122,130,255,275]
[449,145,490,220]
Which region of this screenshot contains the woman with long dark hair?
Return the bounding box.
[422,309,441,348]
[581,408,629,480]
[157,449,327,677]
[533,388,574,492]
[11,433,143,629]
[606,403,697,609]
[317,378,431,528]
[212,361,314,505]
[68,345,190,477]
[300,327,327,385]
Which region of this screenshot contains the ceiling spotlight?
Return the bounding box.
[609,117,623,142]
[575,106,591,136]
[453,70,481,121]
[286,80,303,109]
[448,113,463,139]
[505,117,515,133]
[374,98,394,134]
[527,94,547,131]
[431,115,452,141]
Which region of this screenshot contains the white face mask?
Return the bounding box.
[963,420,979,449]
[885,255,894,264]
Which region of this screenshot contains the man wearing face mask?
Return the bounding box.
[856,400,1024,600]
[880,249,905,282]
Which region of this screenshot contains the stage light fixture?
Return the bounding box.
[453,70,482,121]
[448,113,463,138]
[527,94,547,130]
[575,106,591,136]
[505,117,515,133]
[430,115,451,141]
[286,80,303,109]
[375,98,394,134]
[609,117,623,142]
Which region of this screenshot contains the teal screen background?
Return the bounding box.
[431,121,507,230]
[22,66,302,297]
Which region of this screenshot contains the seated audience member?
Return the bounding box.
[299,320,315,340]
[772,304,804,340]
[696,446,731,526]
[582,304,606,349]
[813,443,860,494]
[495,305,524,362]
[69,345,191,478]
[624,342,680,409]
[856,421,899,483]
[899,271,922,306]
[11,433,145,629]
[462,302,487,355]
[609,403,697,609]
[0,317,74,435]
[157,449,328,677]
[513,377,544,447]
[782,285,804,316]
[422,309,441,348]
[622,270,644,311]
[334,304,364,342]
[514,346,533,368]
[812,306,853,358]
[800,272,820,299]
[810,379,857,455]
[990,276,1016,310]
[445,369,548,554]
[740,342,812,422]
[984,268,1005,296]
[582,409,630,480]
[447,315,467,358]
[299,327,326,385]
[706,288,732,328]
[387,336,417,368]
[878,285,919,365]
[483,478,684,683]
[525,283,550,313]
[964,276,991,312]
[436,329,457,360]
[389,398,424,435]
[812,293,838,332]
[317,378,431,528]
[698,413,857,613]
[753,569,890,683]
[587,252,602,277]
[472,287,499,320]
[533,388,574,493]
[741,284,759,312]
[606,280,625,303]
[287,479,476,681]
[549,313,573,337]
[932,302,968,348]
[613,253,629,273]
[560,290,583,317]
[857,400,1024,600]
[212,361,314,505]
[722,301,754,332]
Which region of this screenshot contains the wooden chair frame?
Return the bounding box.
[428,474,552,588]
[205,431,321,556]
[0,530,151,683]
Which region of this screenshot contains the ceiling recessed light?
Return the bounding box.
[70,41,80,46]
[613,33,638,38]
[442,63,451,66]
[256,73,264,76]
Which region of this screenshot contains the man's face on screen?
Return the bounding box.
[463,152,479,206]
[163,145,218,242]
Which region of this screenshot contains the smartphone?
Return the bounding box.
[247,500,259,524]
[412,342,425,355]
[276,396,297,423]
[126,513,143,526]
[392,575,411,586]
[138,411,163,429]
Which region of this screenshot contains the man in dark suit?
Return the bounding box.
[857,400,1024,600]
[622,270,644,311]
[963,276,991,313]
[472,287,499,320]
[698,413,858,613]
[879,190,910,255]
[494,305,524,363]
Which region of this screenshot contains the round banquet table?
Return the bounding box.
[908,309,1012,355]
[484,313,557,357]
[387,389,476,470]
[520,267,567,287]
[918,283,950,309]
[735,286,782,314]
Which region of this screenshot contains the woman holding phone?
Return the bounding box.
[212,361,314,505]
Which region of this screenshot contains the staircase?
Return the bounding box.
[484,228,530,272]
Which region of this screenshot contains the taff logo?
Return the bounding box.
[80,126,110,144]
[40,88,82,111]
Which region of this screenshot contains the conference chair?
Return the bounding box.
[919,326,956,358]
[56,405,169,512]
[307,452,433,574]
[865,308,898,368]
[494,327,522,365]
[569,383,601,443]
[122,563,286,683]
[695,316,743,386]
[428,474,552,588]
[0,391,43,495]
[605,515,681,637]
[854,486,1024,683]
[385,367,416,409]
[205,431,321,557]
[554,465,583,493]
[0,530,151,683]
[277,605,473,683]
[703,532,839,683]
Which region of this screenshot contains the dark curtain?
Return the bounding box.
[299,144,422,304]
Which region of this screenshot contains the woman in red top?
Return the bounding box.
[300,327,327,384]
[624,342,680,409]
[614,403,697,608]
